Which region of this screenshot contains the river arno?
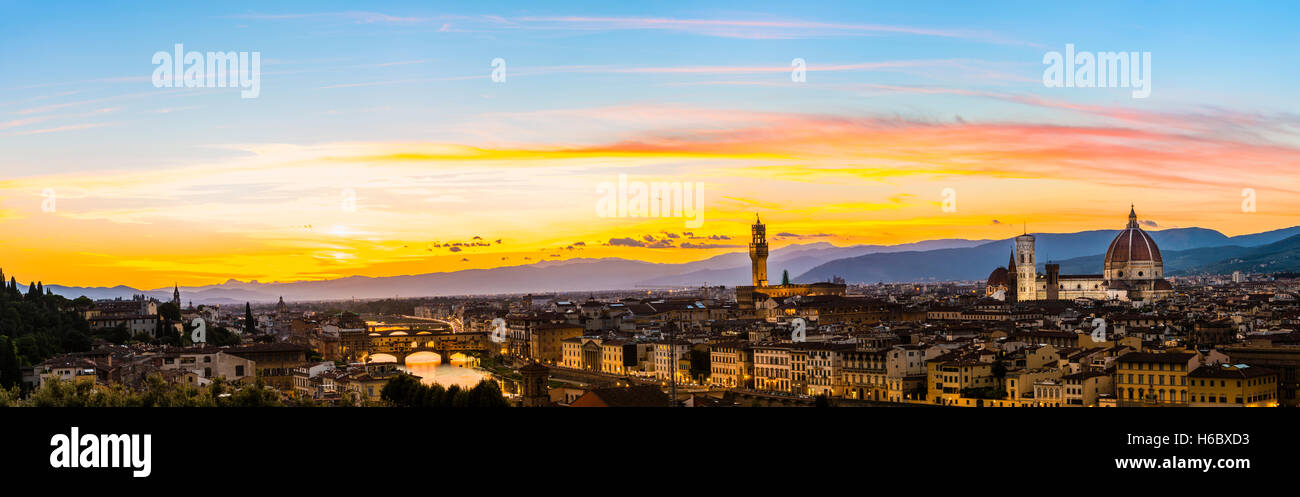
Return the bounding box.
[398,354,492,390]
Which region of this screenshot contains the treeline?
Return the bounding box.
[317,298,418,317]
[0,375,305,407]
[380,374,510,407]
[0,268,94,390]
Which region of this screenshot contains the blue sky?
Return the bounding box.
[3,0,1295,169]
[0,1,1297,288]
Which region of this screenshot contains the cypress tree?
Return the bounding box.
[0,336,19,390]
[244,302,256,335]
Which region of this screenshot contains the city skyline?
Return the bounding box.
[2,1,1298,289]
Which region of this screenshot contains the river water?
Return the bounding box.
[398,354,491,390]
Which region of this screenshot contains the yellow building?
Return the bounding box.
[1188,364,1278,407]
[34,356,99,388]
[336,363,403,404]
[1222,344,1300,407]
[1062,370,1114,407]
[885,344,929,403]
[528,323,584,364]
[600,339,632,375]
[753,344,793,393]
[928,352,998,406]
[561,337,604,371]
[708,341,752,389]
[805,343,852,397]
[1006,368,1061,402]
[1115,352,1198,406]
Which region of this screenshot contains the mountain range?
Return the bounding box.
[41,225,1300,304]
[796,226,1300,284]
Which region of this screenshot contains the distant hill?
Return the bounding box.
[794,227,1298,284]
[636,238,990,286]
[42,239,991,303]
[1177,234,1300,275]
[40,226,1300,302]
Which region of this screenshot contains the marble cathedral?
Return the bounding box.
[986,206,1173,303]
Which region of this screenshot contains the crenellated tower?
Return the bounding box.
[749,214,769,287]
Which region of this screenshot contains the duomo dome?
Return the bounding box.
[1104,206,1164,282]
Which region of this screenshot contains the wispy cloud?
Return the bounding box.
[515,16,1037,45]
[12,121,121,136]
[227,11,1038,45]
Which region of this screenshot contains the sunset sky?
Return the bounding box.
[1,1,1298,289]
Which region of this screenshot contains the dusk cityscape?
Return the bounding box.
[1,0,1294,484]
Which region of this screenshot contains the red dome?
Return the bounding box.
[987,267,1008,287]
[1105,226,1162,264]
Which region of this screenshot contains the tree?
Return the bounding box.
[207,327,241,346]
[244,302,256,335]
[158,302,181,321]
[229,379,282,407]
[423,384,445,407]
[0,336,21,389]
[782,270,791,285]
[380,373,421,406]
[468,380,509,407]
[93,324,131,345]
[442,385,461,407]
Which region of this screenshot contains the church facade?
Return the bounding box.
[986,207,1173,303]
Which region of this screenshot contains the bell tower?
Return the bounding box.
[749,214,769,287]
[519,362,550,407]
[1015,231,1037,301]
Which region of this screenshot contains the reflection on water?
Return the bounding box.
[400,355,491,390]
